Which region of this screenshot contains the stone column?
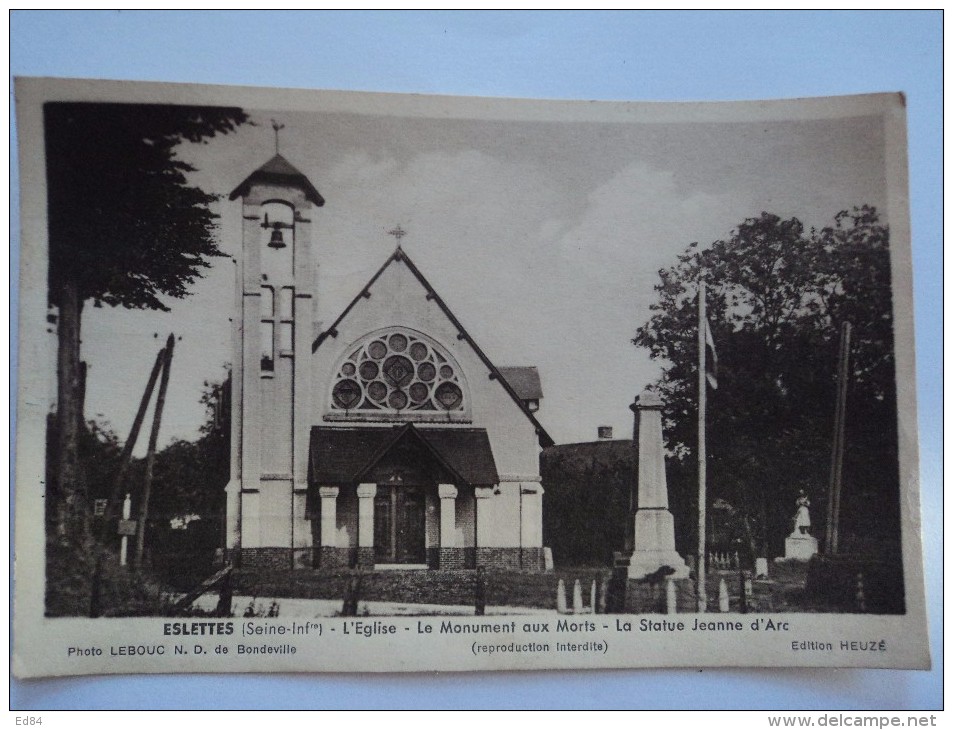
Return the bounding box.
[319,486,342,568]
[357,483,377,568]
[437,484,460,569]
[627,389,689,580]
[473,485,494,569]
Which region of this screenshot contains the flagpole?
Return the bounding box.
[697,278,707,613]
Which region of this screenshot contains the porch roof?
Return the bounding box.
[309,424,499,487]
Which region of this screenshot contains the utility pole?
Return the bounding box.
[100,346,166,543]
[825,322,851,555]
[134,334,175,569]
[697,279,708,613]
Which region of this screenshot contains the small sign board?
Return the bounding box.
[117,519,137,536]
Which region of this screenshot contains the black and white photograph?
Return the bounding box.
[13,77,928,676]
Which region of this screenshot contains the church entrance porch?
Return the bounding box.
[307,424,499,570]
[309,481,473,570]
[373,485,427,567]
[234,423,545,572]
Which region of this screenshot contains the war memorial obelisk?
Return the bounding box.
[626,389,690,580]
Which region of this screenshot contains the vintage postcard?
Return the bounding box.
[12,77,929,676]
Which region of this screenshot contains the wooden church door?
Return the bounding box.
[374,485,427,564]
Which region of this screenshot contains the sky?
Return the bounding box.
[73,93,888,452]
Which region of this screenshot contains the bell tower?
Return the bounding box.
[225,151,324,566]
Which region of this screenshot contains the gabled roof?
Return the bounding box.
[498,366,543,401]
[309,425,499,486]
[229,154,325,206]
[312,248,555,448]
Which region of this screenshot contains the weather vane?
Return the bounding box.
[271,119,285,155]
[387,225,407,248]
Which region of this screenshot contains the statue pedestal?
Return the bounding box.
[785,533,818,561]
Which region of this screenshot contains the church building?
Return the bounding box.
[223,154,553,572]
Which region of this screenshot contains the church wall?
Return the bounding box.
[301,259,545,567]
[520,484,544,548]
[477,482,522,548]
[292,489,311,568]
[307,260,542,481]
[231,176,319,565]
[261,358,293,475]
[239,491,261,547]
[238,478,298,570]
[231,168,546,570]
[258,478,293,548]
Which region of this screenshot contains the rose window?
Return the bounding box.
[331,330,466,415]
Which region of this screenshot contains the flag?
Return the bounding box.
[704,317,718,390]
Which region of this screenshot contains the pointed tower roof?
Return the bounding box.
[312,247,555,448]
[229,154,324,205]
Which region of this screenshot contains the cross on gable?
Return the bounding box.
[271,119,285,154]
[387,225,407,246]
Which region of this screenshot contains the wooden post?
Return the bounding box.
[100,345,165,543]
[134,335,175,569]
[90,344,166,616]
[825,322,852,555]
[119,493,131,566]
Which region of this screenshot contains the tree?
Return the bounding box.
[150,376,231,523]
[634,208,898,559]
[146,376,231,588]
[43,103,248,546]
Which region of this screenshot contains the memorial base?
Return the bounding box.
[623,550,690,580]
[784,534,818,561]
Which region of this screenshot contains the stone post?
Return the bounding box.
[627,389,690,580]
[319,486,341,568]
[356,483,377,568]
[438,484,460,569]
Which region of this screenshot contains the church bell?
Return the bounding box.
[267,227,287,249]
